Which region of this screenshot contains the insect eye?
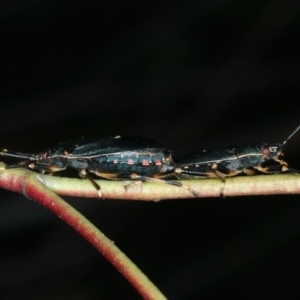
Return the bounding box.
[269,147,278,153]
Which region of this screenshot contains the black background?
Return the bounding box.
[1,1,300,299]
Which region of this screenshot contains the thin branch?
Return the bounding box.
[1,163,300,200]
[8,169,300,199]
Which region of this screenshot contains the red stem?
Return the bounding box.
[0,167,167,300]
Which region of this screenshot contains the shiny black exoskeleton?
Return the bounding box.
[175,125,300,181]
[175,142,288,180]
[1,136,184,195]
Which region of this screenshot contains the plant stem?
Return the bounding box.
[0,165,167,300]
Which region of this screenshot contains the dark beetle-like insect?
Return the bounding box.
[175,125,300,195]
[1,136,197,197]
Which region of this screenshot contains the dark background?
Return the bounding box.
[1,1,300,299]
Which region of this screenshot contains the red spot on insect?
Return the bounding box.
[113,159,118,164]
[155,159,162,166]
[127,159,134,165]
[142,160,149,166]
[42,152,47,159]
[263,148,270,155]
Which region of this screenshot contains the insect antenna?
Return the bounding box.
[283,124,300,146]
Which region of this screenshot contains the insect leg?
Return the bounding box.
[175,167,216,178]
[256,164,300,174]
[1,149,34,160]
[287,167,300,174]
[242,168,256,175]
[78,169,101,197]
[122,174,198,197]
[27,162,66,173]
[4,160,33,169]
[4,159,65,174]
[255,157,289,174]
[176,163,242,197]
[91,171,197,196]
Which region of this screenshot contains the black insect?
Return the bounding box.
[174,125,300,195]
[1,136,196,197]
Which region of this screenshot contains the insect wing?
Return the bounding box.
[179,147,237,165]
[69,136,164,157]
